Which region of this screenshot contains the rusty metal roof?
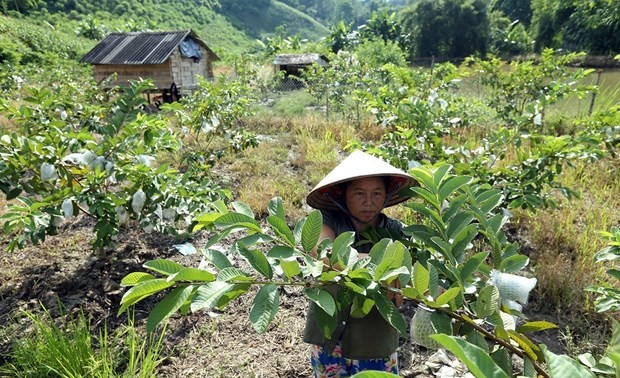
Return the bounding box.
[273,53,328,66]
[80,29,219,65]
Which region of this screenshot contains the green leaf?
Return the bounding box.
[215,212,262,233]
[232,201,254,218]
[193,212,222,232]
[6,187,22,200]
[408,187,440,209]
[368,238,391,265]
[301,210,322,253]
[431,334,510,378]
[305,288,336,316]
[266,246,296,259]
[216,283,250,309]
[476,285,500,319]
[487,213,508,235]
[477,190,504,214]
[119,278,174,315]
[374,241,406,281]
[379,266,410,283]
[507,330,541,361]
[439,175,472,203]
[237,233,275,246]
[542,344,596,378]
[191,281,235,312]
[405,202,445,231]
[143,259,185,276]
[168,268,215,283]
[331,231,355,267]
[217,267,253,282]
[293,217,305,245]
[428,264,439,298]
[523,356,537,377]
[490,347,512,376]
[146,285,194,333]
[237,244,273,279]
[280,259,301,280]
[451,224,478,262]
[499,254,529,273]
[267,215,295,246]
[250,284,279,334]
[446,211,475,240]
[314,304,337,340]
[430,311,453,336]
[203,228,233,249]
[413,261,430,294]
[433,164,453,187]
[516,321,558,334]
[212,199,229,214]
[459,251,488,283]
[373,292,407,337]
[466,330,489,354]
[435,286,462,306]
[410,166,437,192]
[607,269,620,280]
[201,248,233,270]
[401,287,423,300]
[302,255,324,278]
[120,272,155,287]
[268,197,286,220]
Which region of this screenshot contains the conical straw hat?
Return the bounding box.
[306,150,416,211]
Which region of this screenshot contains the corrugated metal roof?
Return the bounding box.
[273,53,328,66]
[80,29,219,65]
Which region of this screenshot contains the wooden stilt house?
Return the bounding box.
[80,29,219,104]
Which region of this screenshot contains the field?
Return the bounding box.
[1,55,619,377]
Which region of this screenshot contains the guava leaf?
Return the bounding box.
[167,267,215,283]
[146,285,194,333]
[305,287,336,316]
[250,284,279,334]
[373,292,407,337]
[431,334,510,378]
[268,197,285,220]
[143,258,185,276]
[542,344,596,378]
[267,215,295,246]
[301,210,322,253]
[120,272,155,287]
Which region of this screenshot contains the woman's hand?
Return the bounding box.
[388,279,403,307]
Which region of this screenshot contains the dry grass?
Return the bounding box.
[514,157,620,351]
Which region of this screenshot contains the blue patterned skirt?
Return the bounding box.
[309,343,398,377]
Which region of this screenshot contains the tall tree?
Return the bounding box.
[402,0,489,58]
[493,0,532,26]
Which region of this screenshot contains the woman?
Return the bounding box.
[303,150,416,377]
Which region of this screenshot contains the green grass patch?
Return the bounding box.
[0,306,166,378]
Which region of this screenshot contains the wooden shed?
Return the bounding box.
[80,29,220,103]
[272,53,328,90]
[273,53,328,76]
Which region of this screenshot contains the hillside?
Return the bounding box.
[1,0,335,57]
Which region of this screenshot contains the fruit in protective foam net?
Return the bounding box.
[490,269,536,305]
[410,306,440,349]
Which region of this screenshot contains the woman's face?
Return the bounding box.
[345,176,387,224]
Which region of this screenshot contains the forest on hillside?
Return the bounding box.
[0,0,618,60]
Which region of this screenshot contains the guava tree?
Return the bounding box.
[0,76,256,252]
[118,165,607,377]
